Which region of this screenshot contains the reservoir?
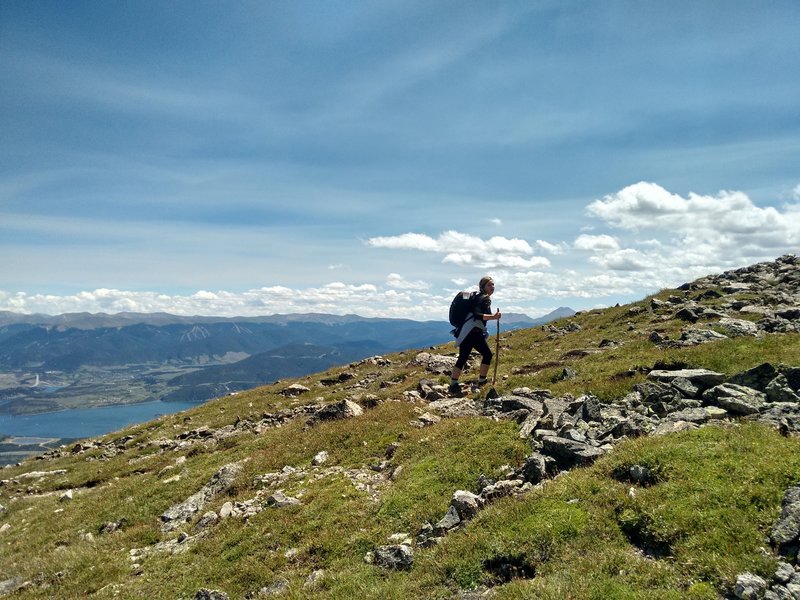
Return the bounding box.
[0,400,200,441]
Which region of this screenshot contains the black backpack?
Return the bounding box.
[449,291,479,328]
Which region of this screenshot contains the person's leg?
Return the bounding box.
[450,331,477,393]
[474,335,493,384]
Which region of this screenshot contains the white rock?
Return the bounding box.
[312,451,329,466]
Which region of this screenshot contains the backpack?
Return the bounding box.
[449,291,479,328]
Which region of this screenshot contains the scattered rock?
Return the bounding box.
[451,490,484,521]
[308,400,363,426]
[280,384,310,397]
[734,573,767,599]
[411,352,458,374]
[160,461,245,531]
[195,589,229,600]
[372,544,413,570]
[312,451,329,466]
[0,577,27,596]
[250,578,290,597]
[267,491,301,508]
[303,570,325,590]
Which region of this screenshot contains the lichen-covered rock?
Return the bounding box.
[647,368,726,391]
[373,544,413,570]
[703,383,766,415]
[771,485,800,551]
[734,573,767,600]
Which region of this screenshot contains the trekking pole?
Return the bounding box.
[492,312,500,385]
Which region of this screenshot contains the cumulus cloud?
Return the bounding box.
[574,234,620,251]
[367,230,550,270]
[589,248,652,271]
[585,182,800,270]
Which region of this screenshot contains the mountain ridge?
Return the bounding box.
[0,307,574,330]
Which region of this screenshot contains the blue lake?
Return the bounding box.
[0,400,200,441]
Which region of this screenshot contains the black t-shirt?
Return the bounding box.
[473,293,492,322]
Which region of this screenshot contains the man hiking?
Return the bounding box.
[449,276,501,395]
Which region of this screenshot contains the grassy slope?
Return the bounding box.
[1,285,799,599]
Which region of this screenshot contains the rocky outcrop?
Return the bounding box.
[160,461,246,532]
[650,255,800,348]
[417,358,800,552]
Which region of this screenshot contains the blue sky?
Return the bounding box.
[1,1,799,319]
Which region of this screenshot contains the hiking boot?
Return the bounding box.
[448,382,462,397]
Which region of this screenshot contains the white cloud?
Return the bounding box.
[589,249,652,271]
[574,234,620,251]
[536,240,566,255]
[489,218,503,226]
[385,273,429,290]
[367,230,550,270]
[367,232,440,252]
[1,283,446,320]
[793,184,800,200]
[586,183,800,256]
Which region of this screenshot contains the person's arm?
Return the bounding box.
[475,296,500,321]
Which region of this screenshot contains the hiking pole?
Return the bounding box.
[492,312,500,386]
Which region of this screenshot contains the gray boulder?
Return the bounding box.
[675,307,699,322]
[451,490,483,521]
[647,369,726,392]
[717,318,760,337]
[679,329,728,345]
[280,384,310,397]
[310,399,363,424]
[771,485,800,551]
[766,375,800,404]
[774,562,795,584]
[668,407,728,424]
[783,367,800,392]
[537,397,572,430]
[580,394,603,422]
[729,363,780,392]
[428,398,480,418]
[267,491,301,508]
[520,452,554,484]
[703,384,766,416]
[373,544,413,570]
[734,573,767,600]
[434,505,461,534]
[540,436,605,469]
[411,352,458,374]
[480,479,524,502]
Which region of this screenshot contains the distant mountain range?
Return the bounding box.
[0,308,575,410]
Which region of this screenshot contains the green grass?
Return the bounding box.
[1,281,799,599]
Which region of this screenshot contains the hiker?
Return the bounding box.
[449,276,501,395]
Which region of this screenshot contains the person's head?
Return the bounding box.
[479,276,495,295]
